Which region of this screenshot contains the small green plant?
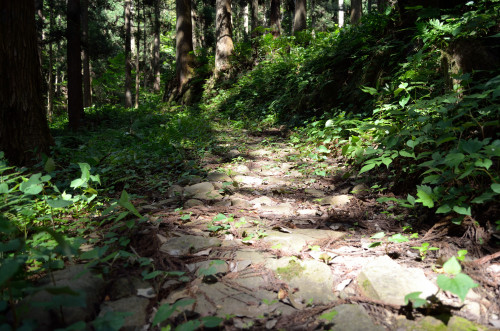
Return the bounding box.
[437,256,478,302]
[456,249,468,261]
[411,242,439,260]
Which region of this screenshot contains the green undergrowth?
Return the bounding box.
[206,0,500,229]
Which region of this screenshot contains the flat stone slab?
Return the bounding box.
[269,258,337,304]
[160,235,222,256]
[184,182,214,196]
[260,203,295,216]
[322,304,385,331]
[357,255,437,305]
[319,195,352,206]
[98,296,150,330]
[304,188,326,198]
[262,229,343,253]
[234,175,263,186]
[207,172,232,182]
[249,149,272,157]
[184,199,204,208]
[251,196,274,206]
[193,190,224,201]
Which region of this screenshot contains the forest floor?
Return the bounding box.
[32,122,500,330]
[108,123,499,330]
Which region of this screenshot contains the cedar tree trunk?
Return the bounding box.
[67,0,84,130]
[350,0,362,24]
[124,0,133,107]
[176,0,194,90]
[270,0,281,37]
[293,0,306,34]
[215,0,234,73]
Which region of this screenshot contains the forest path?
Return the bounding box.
[110,125,497,330]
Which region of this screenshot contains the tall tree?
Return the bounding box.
[270,0,281,37]
[243,1,249,39]
[82,0,92,108]
[350,0,362,24]
[293,0,306,33]
[338,0,344,27]
[124,0,133,108]
[67,0,84,130]
[250,0,259,38]
[215,0,234,73]
[176,0,194,90]
[153,0,161,92]
[135,0,141,108]
[0,0,53,164]
[47,0,55,121]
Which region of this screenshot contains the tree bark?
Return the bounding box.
[153,0,161,92]
[135,0,141,108]
[338,0,344,27]
[47,0,54,121]
[82,0,92,108]
[143,4,148,90]
[243,2,249,39]
[350,0,362,24]
[215,0,234,73]
[67,0,84,130]
[0,0,54,165]
[250,0,258,38]
[270,0,281,37]
[176,0,194,90]
[124,0,133,108]
[293,0,306,34]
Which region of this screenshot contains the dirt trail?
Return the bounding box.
[116,127,500,330]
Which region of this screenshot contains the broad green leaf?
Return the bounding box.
[44,157,56,172]
[93,311,128,331]
[399,95,410,107]
[143,270,164,280]
[153,304,176,325]
[319,310,338,321]
[406,140,419,149]
[19,173,43,195]
[442,256,461,275]
[0,183,8,193]
[437,273,478,302]
[359,163,376,174]
[317,145,330,153]
[460,139,484,154]
[201,316,224,328]
[47,198,74,209]
[471,191,496,204]
[361,86,378,96]
[416,185,434,208]
[78,163,91,181]
[173,298,196,309]
[453,205,471,216]
[444,153,465,168]
[388,233,409,243]
[370,232,385,239]
[404,292,427,308]
[118,190,142,218]
[70,178,86,189]
[407,194,416,206]
[0,238,23,253]
[325,119,334,128]
[399,150,415,158]
[212,213,227,222]
[0,257,24,287]
[474,159,492,169]
[198,266,217,276]
[436,204,451,214]
[491,184,500,194]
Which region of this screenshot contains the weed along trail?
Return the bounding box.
[97,125,496,330]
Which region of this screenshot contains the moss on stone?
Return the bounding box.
[276,260,305,281]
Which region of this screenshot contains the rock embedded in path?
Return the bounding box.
[184,199,204,208]
[321,304,385,331]
[261,203,295,216]
[233,175,263,186]
[207,172,232,182]
[184,182,214,196]
[251,196,274,206]
[319,195,352,207]
[304,188,326,198]
[98,296,149,330]
[249,149,272,157]
[357,255,437,305]
[193,190,224,201]
[167,184,183,198]
[160,235,221,256]
[262,229,344,253]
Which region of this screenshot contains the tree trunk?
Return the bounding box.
[67,0,84,130]
[135,0,141,108]
[311,0,316,28]
[0,0,54,165]
[82,0,92,108]
[124,0,133,108]
[250,0,258,38]
[243,2,249,40]
[143,4,148,90]
[191,0,198,49]
[176,0,194,90]
[153,0,161,92]
[293,0,306,34]
[350,0,362,24]
[270,0,281,37]
[338,0,344,27]
[47,0,54,121]
[215,0,234,73]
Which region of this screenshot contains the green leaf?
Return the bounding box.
[70,178,87,189]
[388,234,409,243]
[319,310,338,321]
[399,95,410,107]
[471,191,496,204]
[474,159,492,169]
[143,270,164,280]
[370,232,385,239]
[47,198,74,209]
[453,205,471,216]
[442,256,461,275]
[404,292,427,308]
[44,157,56,173]
[416,185,434,208]
[406,140,419,149]
[460,139,484,154]
[317,145,330,153]
[0,257,25,287]
[153,304,176,325]
[201,316,224,328]
[407,194,416,206]
[359,163,376,174]
[444,153,465,168]
[118,190,142,218]
[19,173,43,195]
[437,273,478,302]
[399,150,416,158]
[491,184,500,194]
[78,163,91,181]
[198,266,217,276]
[0,183,8,193]
[436,204,451,214]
